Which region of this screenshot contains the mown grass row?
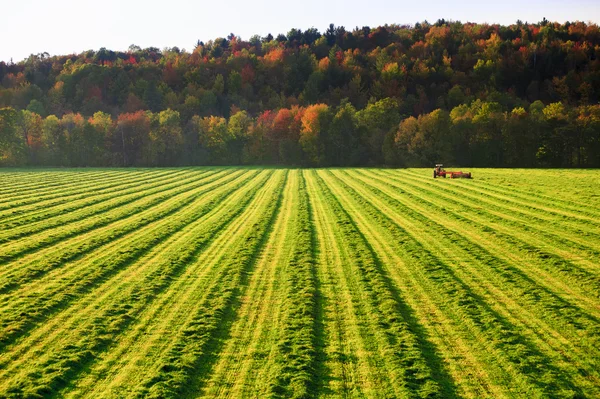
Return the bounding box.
[311,171,444,399]
[0,169,197,240]
[0,171,275,398]
[0,169,125,200]
[0,169,230,270]
[368,170,600,296]
[314,172,478,397]
[338,170,600,395]
[326,170,591,398]
[0,168,184,229]
[125,171,287,399]
[0,168,597,399]
[57,170,278,398]
[356,170,600,326]
[61,171,286,399]
[306,172,380,397]
[418,169,600,222]
[0,169,153,205]
[470,169,600,211]
[0,170,257,350]
[266,171,320,399]
[0,169,155,215]
[397,170,600,246]
[198,171,302,398]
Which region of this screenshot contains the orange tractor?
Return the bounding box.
[433,164,472,179]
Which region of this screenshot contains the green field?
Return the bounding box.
[0,168,599,399]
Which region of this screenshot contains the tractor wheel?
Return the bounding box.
[433,171,437,178]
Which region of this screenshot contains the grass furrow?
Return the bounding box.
[368,170,600,289]
[0,169,124,200]
[63,171,286,399]
[458,169,600,213]
[262,171,321,399]
[315,173,489,398]
[0,169,228,270]
[310,170,443,399]
[0,170,254,350]
[378,170,600,250]
[0,171,274,398]
[306,172,390,398]
[329,170,590,398]
[0,169,153,215]
[0,167,597,399]
[200,171,301,398]
[0,169,195,240]
[406,169,600,222]
[355,170,600,313]
[337,170,600,395]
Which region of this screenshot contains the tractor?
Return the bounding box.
[433,164,472,179]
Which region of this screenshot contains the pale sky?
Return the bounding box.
[2,0,599,63]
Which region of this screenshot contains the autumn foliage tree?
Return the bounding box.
[0,20,600,167]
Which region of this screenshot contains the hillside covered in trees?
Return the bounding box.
[1,19,600,167]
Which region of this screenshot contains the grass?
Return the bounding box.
[0,167,598,399]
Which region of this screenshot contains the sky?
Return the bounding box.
[1,0,599,63]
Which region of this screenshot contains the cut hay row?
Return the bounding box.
[415,169,600,221]
[61,170,286,398]
[354,170,600,313]
[0,169,203,238]
[388,170,600,245]
[365,170,600,299]
[0,170,276,397]
[326,170,598,398]
[309,171,443,399]
[0,169,233,267]
[0,169,155,214]
[0,169,127,199]
[262,171,320,399]
[200,170,309,398]
[306,172,397,398]
[0,170,257,350]
[0,168,597,399]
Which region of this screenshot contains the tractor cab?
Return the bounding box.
[433,164,445,178]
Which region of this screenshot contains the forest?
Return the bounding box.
[1,19,599,167]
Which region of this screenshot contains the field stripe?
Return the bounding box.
[317,172,494,398]
[0,168,195,239]
[0,169,254,349]
[0,168,597,399]
[339,170,600,395]
[306,171,392,398]
[405,169,600,222]
[453,169,600,214]
[309,170,444,398]
[368,170,600,292]
[0,169,227,271]
[330,170,594,398]
[0,169,154,214]
[0,170,275,398]
[356,170,600,315]
[256,170,321,398]
[199,170,305,397]
[0,168,181,228]
[383,170,600,248]
[0,169,126,199]
[60,170,285,398]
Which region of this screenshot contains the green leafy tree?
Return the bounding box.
[0,107,27,165]
[148,109,183,166]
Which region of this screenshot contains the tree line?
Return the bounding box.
[1,19,600,167]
